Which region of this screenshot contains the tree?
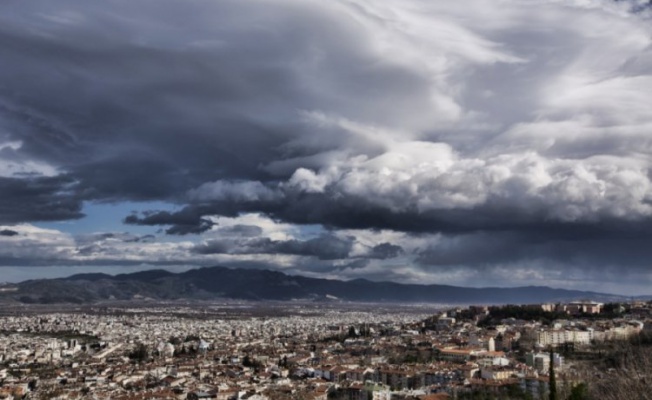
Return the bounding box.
[243,355,253,367]
[348,326,357,338]
[549,348,557,400]
[567,383,588,400]
[128,342,149,362]
[588,338,652,400]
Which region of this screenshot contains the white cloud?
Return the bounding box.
[204,213,303,241]
[1,0,651,291]
[0,224,75,260]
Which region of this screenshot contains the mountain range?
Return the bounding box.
[0,266,633,305]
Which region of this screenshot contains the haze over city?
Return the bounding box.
[1,0,652,295]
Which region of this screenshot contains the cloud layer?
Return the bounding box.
[0,0,651,293]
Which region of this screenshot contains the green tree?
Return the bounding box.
[567,383,588,400]
[348,326,357,338]
[128,342,149,362]
[549,348,557,400]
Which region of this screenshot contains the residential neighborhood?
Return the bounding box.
[0,300,650,399]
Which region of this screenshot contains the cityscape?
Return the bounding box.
[0,298,650,399]
[1,0,652,399]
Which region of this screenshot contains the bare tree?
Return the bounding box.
[587,340,652,400]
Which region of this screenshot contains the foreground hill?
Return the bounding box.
[0,266,626,304]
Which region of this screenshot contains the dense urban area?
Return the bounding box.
[0,300,650,400]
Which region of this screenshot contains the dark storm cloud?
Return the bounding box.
[0,176,83,224]
[0,229,19,237]
[1,0,650,230]
[414,222,652,270]
[125,186,652,240]
[216,225,264,238]
[368,243,404,260]
[193,234,354,260]
[117,189,479,235]
[0,0,651,290]
[0,0,426,214]
[124,208,216,235]
[272,235,354,260]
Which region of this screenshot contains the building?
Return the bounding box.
[566,302,603,315]
[536,329,592,346]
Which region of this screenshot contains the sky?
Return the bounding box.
[0,0,652,295]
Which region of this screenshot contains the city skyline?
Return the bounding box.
[1,0,652,295]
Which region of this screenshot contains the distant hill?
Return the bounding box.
[0,266,629,304]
